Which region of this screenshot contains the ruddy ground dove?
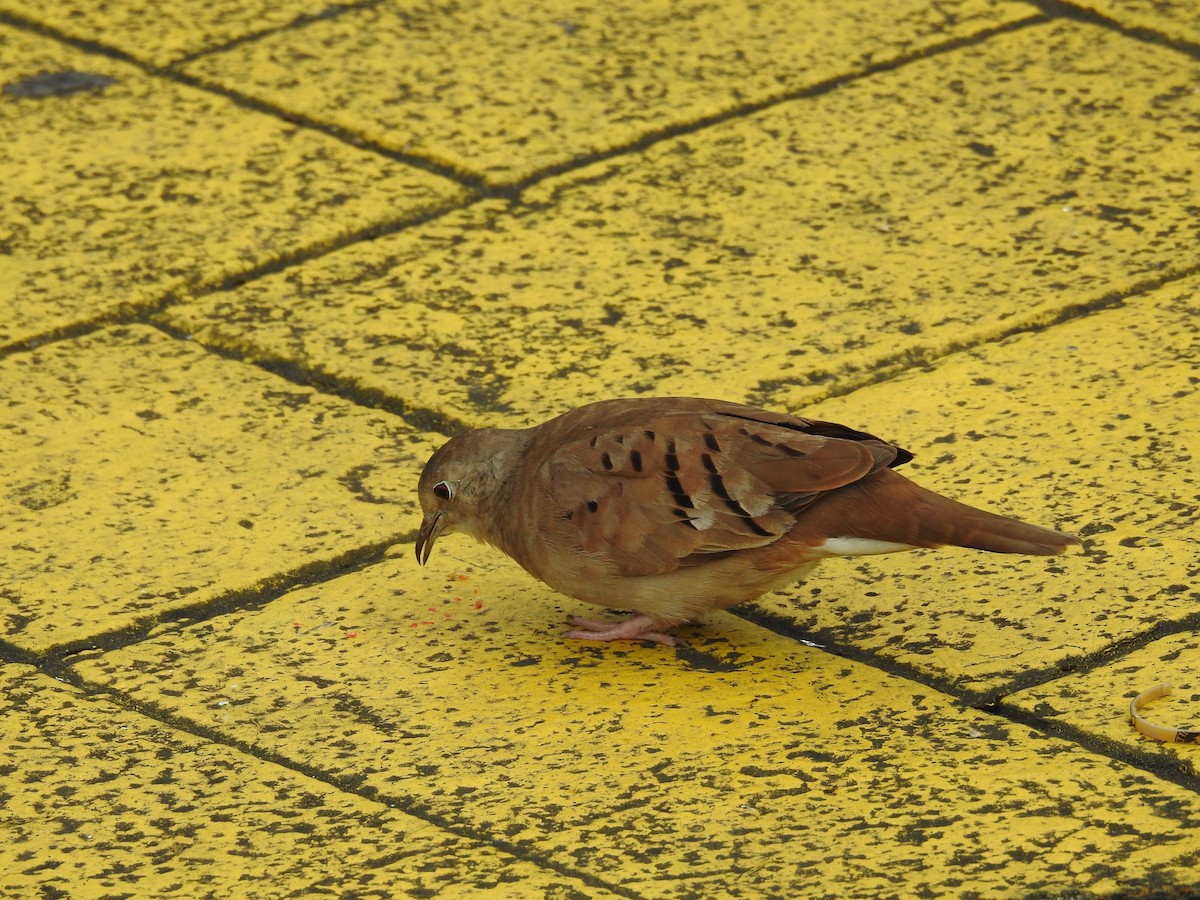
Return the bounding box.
[416,397,1078,645]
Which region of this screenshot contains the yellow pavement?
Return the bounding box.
[2,1,1198,897]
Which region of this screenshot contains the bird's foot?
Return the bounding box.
[563,615,679,646]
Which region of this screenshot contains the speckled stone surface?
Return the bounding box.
[0,325,440,654]
[743,276,1200,699]
[72,551,1200,898]
[0,27,463,351]
[0,664,615,897]
[1087,0,1200,46]
[0,0,355,67]
[163,20,1200,426]
[1007,630,1200,760]
[179,0,1031,185]
[2,0,1199,895]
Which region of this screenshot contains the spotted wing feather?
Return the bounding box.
[539,404,905,577]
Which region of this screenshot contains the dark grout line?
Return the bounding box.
[0,193,471,357]
[5,1,1196,230]
[5,3,1196,434]
[0,536,404,672]
[731,602,996,706]
[169,0,387,67]
[502,14,1052,197]
[3,653,645,899]
[0,8,142,66]
[0,193,483,409]
[0,11,1056,377]
[0,7,484,192]
[128,13,1067,204]
[740,560,1200,714]
[1024,0,1200,59]
[991,607,1200,702]
[146,318,477,436]
[185,254,1197,442]
[193,199,483,298]
[1,6,1055,202]
[2,12,1065,422]
[991,698,1199,791]
[763,260,1200,408]
[732,600,1200,794]
[0,311,143,357]
[165,67,490,192]
[12,213,1190,445]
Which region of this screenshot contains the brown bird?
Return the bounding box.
[415,397,1078,645]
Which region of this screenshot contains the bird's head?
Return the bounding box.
[415,427,526,565]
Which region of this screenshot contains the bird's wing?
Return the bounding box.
[534,402,907,577]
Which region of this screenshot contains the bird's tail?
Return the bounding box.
[813,468,1079,556]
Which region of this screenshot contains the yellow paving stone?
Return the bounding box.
[1006,631,1200,762]
[0,26,464,351]
[746,277,1199,698]
[0,0,347,67]
[163,20,1200,427]
[180,0,1032,185]
[74,548,1200,898]
[0,325,440,656]
[1089,0,1200,46]
[0,663,611,897]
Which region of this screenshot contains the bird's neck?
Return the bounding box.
[465,429,537,556]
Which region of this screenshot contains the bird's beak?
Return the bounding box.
[415,511,445,566]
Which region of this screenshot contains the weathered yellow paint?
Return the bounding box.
[2,0,1198,893]
[75,549,1200,897]
[1008,631,1200,756]
[748,277,1200,698]
[164,20,1200,429]
[0,326,442,654]
[0,664,609,897]
[0,0,337,67]
[0,26,464,351]
[180,0,1030,184]
[1086,0,1200,45]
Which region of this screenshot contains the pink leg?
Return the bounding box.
[563,615,679,646]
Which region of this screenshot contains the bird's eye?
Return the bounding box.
[432,481,453,501]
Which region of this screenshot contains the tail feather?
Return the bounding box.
[807,468,1080,556]
[931,505,1079,556]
